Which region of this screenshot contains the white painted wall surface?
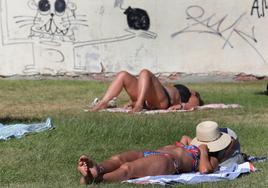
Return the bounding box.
[0,0,268,76]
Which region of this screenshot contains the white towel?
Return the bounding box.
[124,162,254,185]
[99,103,241,114]
[0,118,53,141]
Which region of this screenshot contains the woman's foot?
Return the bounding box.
[90,101,108,112]
[77,155,98,184]
[132,104,144,112]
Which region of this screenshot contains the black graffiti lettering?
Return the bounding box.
[251,0,268,18]
[251,0,261,17]
[263,0,268,16]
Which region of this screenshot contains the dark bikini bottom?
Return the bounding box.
[162,87,172,108]
[174,84,191,103]
[143,87,171,109]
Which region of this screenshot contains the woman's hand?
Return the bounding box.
[168,104,183,110]
[123,101,133,109]
[198,144,209,153]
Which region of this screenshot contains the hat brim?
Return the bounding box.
[190,132,232,152]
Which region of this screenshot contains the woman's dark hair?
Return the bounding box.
[174,84,204,105]
[195,91,204,106]
[209,149,225,159]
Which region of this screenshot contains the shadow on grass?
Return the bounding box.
[0,116,42,124]
[254,83,268,95]
[254,91,268,96]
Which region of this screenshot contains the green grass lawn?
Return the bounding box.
[0,80,267,188]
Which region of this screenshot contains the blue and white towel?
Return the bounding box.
[124,162,255,185]
[0,118,53,141]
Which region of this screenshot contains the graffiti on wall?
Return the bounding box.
[0,0,157,75]
[10,0,156,42]
[114,0,156,39]
[171,5,266,64]
[27,0,84,41]
[0,0,268,76]
[251,0,268,18]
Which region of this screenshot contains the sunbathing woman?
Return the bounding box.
[183,121,242,172]
[90,69,203,112]
[77,121,238,184]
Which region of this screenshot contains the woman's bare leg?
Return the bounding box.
[98,150,144,174]
[91,69,169,112]
[132,69,169,112]
[77,151,144,184]
[102,155,176,182]
[91,71,139,111]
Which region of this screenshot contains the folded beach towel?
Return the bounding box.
[196,103,241,110]
[0,118,53,141]
[124,162,254,185]
[100,103,241,114]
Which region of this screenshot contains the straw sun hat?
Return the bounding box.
[191,121,232,152]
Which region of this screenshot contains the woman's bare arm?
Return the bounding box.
[182,91,201,110]
[198,144,219,174]
[168,90,202,110]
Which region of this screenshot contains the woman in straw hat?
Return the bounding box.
[77,121,239,184]
[187,121,241,173]
[90,69,203,112]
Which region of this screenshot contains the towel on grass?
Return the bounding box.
[124,162,254,185]
[0,118,53,141]
[100,103,241,114]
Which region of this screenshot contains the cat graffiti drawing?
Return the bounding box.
[28,0,78,41]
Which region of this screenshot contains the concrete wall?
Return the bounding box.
[0,0,268,76]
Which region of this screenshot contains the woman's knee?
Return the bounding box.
[110,155,124,164]
[139,69,153,78]
[118,163,133,179]
[116,71,131,79]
